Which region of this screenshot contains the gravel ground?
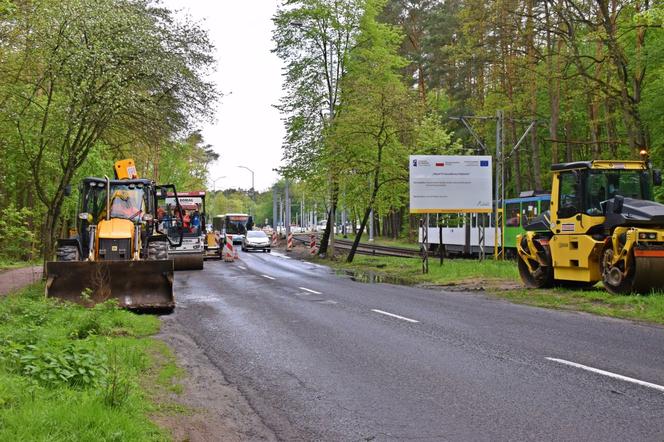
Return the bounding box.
[0,266,42,296]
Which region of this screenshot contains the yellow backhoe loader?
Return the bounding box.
[517,156,664,294]
[46,159,184,311]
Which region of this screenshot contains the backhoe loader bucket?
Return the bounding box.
[172,253,204,270]
[46,260,175,312]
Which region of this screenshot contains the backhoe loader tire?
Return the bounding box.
[147,241,168,261]
[56,245,79,262]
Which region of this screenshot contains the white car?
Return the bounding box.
[241,230,271,252]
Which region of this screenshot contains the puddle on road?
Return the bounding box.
[335,269,415,286]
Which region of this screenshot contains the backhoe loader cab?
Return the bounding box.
[46,160,185,311]
[71,178,183,260]
[517,160,664,294]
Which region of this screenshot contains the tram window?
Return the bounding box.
[471,214,477,228]
[505,203,520,227]
[521,204,537,227]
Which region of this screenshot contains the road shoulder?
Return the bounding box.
[155,315,277,442]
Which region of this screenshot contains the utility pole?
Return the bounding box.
[329,199,335,256]
[450,110,536,260]
[495,109,504,260]
[272,186,278,228]
[278,196,283,233]
[368,177,374,241]
[369,208,374,241]
[285,179,291,238]
[341,208,347,238]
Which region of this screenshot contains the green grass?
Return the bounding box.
[151,341,185,395]
[499,287,664,324]
[330,255,664,325]
[0,283,183,441]
[334,255,518,284]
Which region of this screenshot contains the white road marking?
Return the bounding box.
[371,309,419,324]
[238,265,247,270]
[546,357,664,393]
[269,251,291,259]
[320,300,337,305]
[298,287,322,295]
[261,274,275,280]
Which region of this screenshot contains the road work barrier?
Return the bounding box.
[224,235,235,262]
[287,232,293,251]
[272,231,278,247]
[310,234,317,255]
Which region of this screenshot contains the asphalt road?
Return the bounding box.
[171,250,664,441]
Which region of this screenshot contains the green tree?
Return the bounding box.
[329,0,420,262]
[273,0,365,256]
[0,0,216,263]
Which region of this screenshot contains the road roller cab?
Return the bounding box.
[162,191,208,270]
[517,158,664,294]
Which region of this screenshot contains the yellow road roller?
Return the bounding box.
[517,157,664,294]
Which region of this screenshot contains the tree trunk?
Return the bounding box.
[545,1,562,164]
[318,180,338,258]
[565,120,574,162]
[347,205,372,263]
[526,0,541,191]
[604,97,620,157]
[596,0,648,153]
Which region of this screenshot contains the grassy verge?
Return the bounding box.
[330,255,664,325]
[332,255,518,284]
[0,283,185,441]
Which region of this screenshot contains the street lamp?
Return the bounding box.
[210,176,226,192]
[237,166,255,195]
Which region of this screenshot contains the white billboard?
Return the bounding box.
[409,155,492,213]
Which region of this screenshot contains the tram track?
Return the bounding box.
[292,233,420,258]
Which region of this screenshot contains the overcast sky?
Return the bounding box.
[162,0,285,192]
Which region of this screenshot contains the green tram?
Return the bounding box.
[420,192,551,258]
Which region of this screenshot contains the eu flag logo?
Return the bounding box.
[480,160,489,167]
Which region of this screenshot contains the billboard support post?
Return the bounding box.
[420,216,428,274]
[439,221,443,266]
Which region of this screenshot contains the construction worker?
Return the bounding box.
[191,210,201,233]
[109,189,138,219]
[183,211,191,230]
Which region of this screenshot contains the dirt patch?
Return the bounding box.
[154,316,277,442]
[0,266,42,296]
[418,278,523,292]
